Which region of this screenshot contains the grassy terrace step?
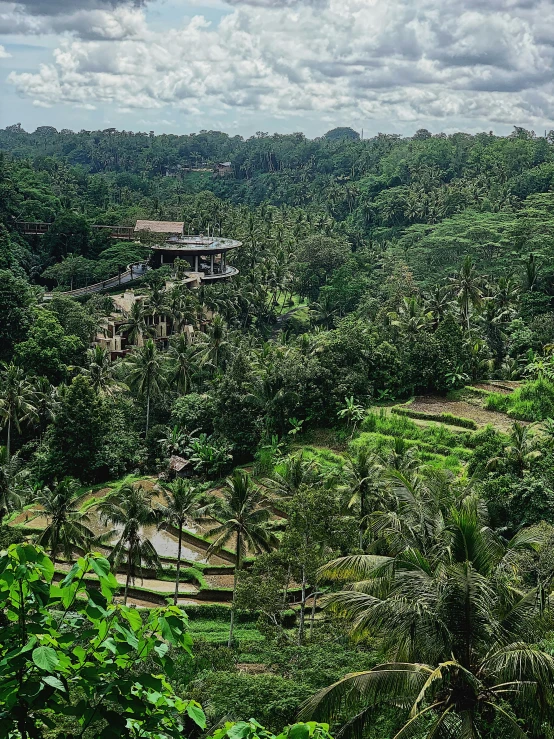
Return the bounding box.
[391,400,478,429]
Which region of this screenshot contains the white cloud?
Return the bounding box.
[6,0,554,130]
[0,44,11,57]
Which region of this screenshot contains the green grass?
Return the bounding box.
[350,432,466,473]
[362,410,473,447]
[390,403,478,430]
[188,619,264,642]
[485,377,554,421]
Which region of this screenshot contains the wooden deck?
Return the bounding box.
[17,222,135,240]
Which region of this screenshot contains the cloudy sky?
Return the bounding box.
[1,0,554,137]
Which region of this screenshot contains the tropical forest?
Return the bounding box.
[3,123,554,738]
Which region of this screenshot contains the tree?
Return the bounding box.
[488,421,542,476]
[323,127,360,141]
[207,469,277,647]
[0,445,31,521]
[342,447,383,548]
[302,495,554,737]
[35,477,95,562]
[197,313,230,371]
[0,543,206,739]
[122,339,166,435]
[450,255,483,331]
[14,309,83,384]
[118,300,153,347]
[167,333,201,395]
[42,253,94,291]
[0,362,37,461]
[296,235,351,301]
[0,269,34,361]
[42,211,92,259]
[82,345,124,396]
[43,374,106,482]
[157,478,209,605]
[97,482,161,604]
[281,484,348,645]
[46,294,98,344]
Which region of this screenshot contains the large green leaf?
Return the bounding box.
[32,646,60,672]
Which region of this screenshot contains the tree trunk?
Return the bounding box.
[309,591,318,638]
[174,525,183,606]
[124,549,132,605]
[282,563,291,609]
[228,531,241,648]
[6,416,11,462]
[297,564,307,645]
[145,391,150,436]
[359,485,366,549]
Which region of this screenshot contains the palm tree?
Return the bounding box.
[97,482,161,604]
[122,339,166,435]
[450,255,483,331]
[301,495,554,737]
[82,345,124,396]
[157,479,209,605]
[488,421,541,476]
[167,334,201,395]
[263,451,318,505]
[30,376,58,440]
[35,478,95,562]
[118,300,153,347]
[0,446,31,522]
[342,448,383,549]
[0,363,38,461]
[198,314,229,370]
[207,469,277,647]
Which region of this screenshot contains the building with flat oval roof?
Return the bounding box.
[135,221,240,282]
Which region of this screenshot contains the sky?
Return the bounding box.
[1,0,554,138]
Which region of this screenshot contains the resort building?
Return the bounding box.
[94,287,194,359]
[134,220,241,282]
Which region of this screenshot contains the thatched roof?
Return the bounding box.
[135,220,184,234]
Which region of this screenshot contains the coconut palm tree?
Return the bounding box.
[0,446,32,522]
[0,363,38,461]
[166,334,201,395]
[118,300,154,347]
[30,376,58,439]
[97,482,161,604]
[157,479,209,605]
[197,314,230,371]
[82,345,124,396]
[450,255,483,331]
[35,478,95,562]
[263,451,318,505]
[301,495,554,737]
[488,421,541,477]
[207,469,277,647]
[122,339,166,434]
[342,448,384,549]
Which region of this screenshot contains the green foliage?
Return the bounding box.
[14,309,83,384]
[0,543,206,738]
[41,375,106,482]
[192,672,313,731]
[486,378,554,421]
[0,270,34,362]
